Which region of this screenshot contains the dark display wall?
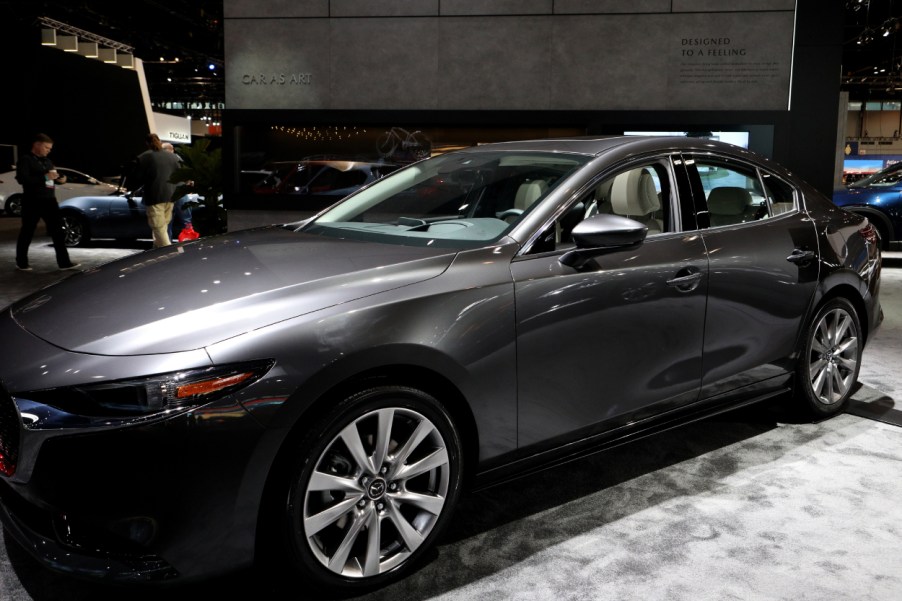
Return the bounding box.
[0,18,149,179]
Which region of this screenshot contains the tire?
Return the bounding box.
[280,386,463,594]
[795,297,862,417]
[5,194,23,217]
[61,214,90,247]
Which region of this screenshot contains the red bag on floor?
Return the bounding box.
[178,223,200,242]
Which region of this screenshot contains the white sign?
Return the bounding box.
[153,112,192,144]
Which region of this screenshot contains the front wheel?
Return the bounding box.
[280,386,463,593]
[795,297,862,417]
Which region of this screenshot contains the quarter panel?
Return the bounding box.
[698,212,820,397]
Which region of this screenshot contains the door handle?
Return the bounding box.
[666,269,704,292]
[786,248,816,265]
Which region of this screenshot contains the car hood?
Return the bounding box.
[11,227,457,355]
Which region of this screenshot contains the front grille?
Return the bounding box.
[0,381,20,477]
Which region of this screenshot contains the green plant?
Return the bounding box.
[170,138,227,235]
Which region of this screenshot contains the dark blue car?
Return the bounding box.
[59,190,204,247]
[833,162,902,248]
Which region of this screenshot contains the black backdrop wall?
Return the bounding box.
[0,11,149,179]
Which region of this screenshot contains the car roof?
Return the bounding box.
[456,135,752,158]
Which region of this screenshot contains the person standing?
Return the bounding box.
[15,133,80,272]
[136,133,180,247]
[162,142,193,239]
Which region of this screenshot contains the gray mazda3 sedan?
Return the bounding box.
[0,136,883,593]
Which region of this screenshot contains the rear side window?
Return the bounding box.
[693,160,767,227]
[687,158,798,227]
[760,172,796,216]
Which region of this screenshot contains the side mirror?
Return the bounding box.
[560,214,647,268]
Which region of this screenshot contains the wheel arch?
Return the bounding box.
[841,205,895,247]
[252,355,481,562]
[808,280,870,347]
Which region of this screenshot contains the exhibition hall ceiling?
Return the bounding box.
[843,0,902,98]
[10,0,224,111]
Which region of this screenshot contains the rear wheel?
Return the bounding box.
[796,297,862,417]
[279,386,462,594]
[4,194,23,217]
[61,214,90,247]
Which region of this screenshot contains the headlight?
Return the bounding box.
[18,360,275,418]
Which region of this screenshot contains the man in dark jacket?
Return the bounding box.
[136,133,181,247]
[15,133,80,271]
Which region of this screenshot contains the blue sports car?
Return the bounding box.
[59,190,208,246]
[833,162,902,248]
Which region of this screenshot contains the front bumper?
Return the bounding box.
[0,400,271,582]
[0,475,177,581]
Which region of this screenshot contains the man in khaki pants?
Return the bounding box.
[136,133,180,247]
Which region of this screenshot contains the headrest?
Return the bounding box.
[611,168,660,216]
[514,180,548,210]
[708,187,751,215]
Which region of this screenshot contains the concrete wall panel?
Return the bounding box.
[440,0,553,16]
[224,0,328,18]
[329,18,440,109]
[224,3,793,112]
[437,17,552,110]
[331,0,438,18]
[224,19,331,109]
[673,0,795,12]
[551,11,793,110]
[554,0,671,14]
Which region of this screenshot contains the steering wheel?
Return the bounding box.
[497,208,523,223]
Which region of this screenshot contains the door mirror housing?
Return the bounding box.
[560,214,648,268]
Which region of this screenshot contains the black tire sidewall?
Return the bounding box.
[280,385,463,593]
[6,194,22,216]
[61,214,87,247]
[797,297,862,417]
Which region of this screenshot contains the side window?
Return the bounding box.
[693,160,767,227]
[760,172,797,217]
[527,160,672,254]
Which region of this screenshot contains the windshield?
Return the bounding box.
[851,162,902,188]
[301,151,590,248]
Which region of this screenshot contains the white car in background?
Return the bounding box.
[0,168,120,216]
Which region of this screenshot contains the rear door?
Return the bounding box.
[682,154,820,399]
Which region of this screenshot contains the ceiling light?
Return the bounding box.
[77,41,98,58]
[41,28,56,45]
[98,47,117,63]
[57,34,78,52]
[116,53,135,68]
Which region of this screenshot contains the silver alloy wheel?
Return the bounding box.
[303,406,451,578]
[807,306,859,405]
[61,215,85,247]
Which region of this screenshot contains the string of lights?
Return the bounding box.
[271,126,369,142]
